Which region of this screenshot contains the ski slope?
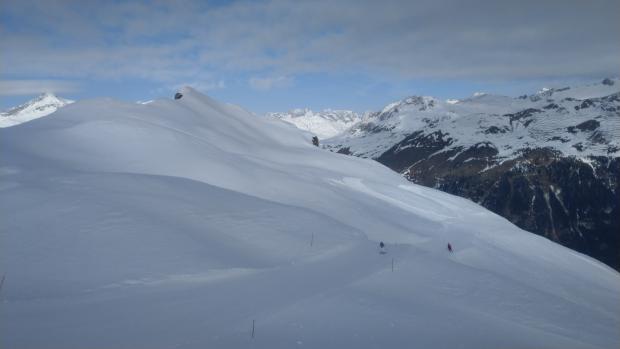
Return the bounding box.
[1,87,619,348]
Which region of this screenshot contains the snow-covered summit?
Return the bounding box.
[323,79,620,272]
[380,96,439,115]
[0,92,73,128]
[325,78,620,159]
[1,87,619,348]
[528,77,618,101]
[267,108,360,138]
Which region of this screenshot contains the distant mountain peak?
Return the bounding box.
[0,92,74,128]
[267,108,361,138]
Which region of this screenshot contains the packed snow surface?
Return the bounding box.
[0,93,73,128]
[1,87,619,348]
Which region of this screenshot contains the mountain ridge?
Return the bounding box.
[267,108,361,138]
[2,86,618,348]
[322,78,620,269]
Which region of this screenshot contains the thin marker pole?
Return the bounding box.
[0,274,5,292]
[252,319,255,339]
[310,232,314,247]
[391,258,394,272]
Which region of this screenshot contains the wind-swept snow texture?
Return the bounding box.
[1,87,619,349]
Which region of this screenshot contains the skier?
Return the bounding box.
[447,243,453,253]
[379,241,386,254]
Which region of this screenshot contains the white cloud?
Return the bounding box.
[249,76,293,91]
[2,0,619,83]
[0,80,79,96]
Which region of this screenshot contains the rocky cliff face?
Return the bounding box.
[387,148,620,269]
[325,79,620,269]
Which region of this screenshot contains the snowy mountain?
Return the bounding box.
[267,108,360,138]
[0,93,73,128]
[1,87,618,348]
[326,79,619,159]
[324,78,620,269]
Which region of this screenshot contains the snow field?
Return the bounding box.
[1,87,618,348]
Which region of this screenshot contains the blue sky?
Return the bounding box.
[1,0,619,113]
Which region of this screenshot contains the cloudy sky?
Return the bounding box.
[1,0,619,113]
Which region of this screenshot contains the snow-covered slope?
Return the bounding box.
[1,87,619,348]
[0,93,73,128]
[267,108,360,138]
[322,79,620,270]
[325,78,620,159]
